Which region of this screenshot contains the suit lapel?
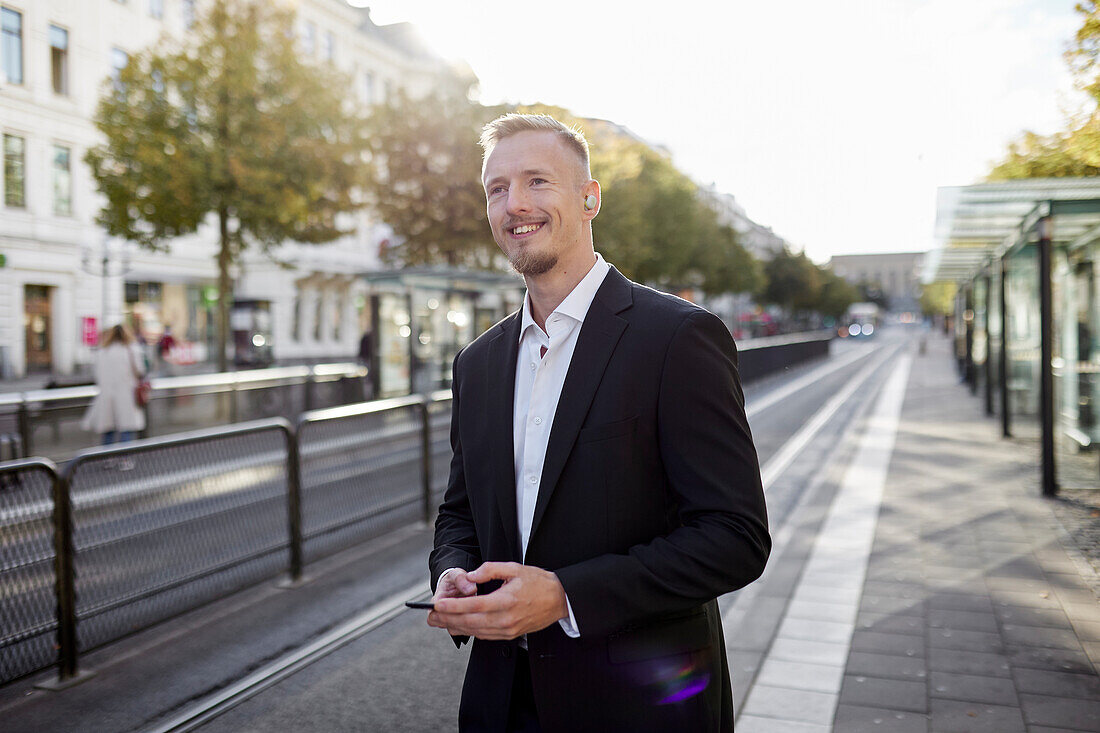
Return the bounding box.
[528,268,632,552]
[487,312,522,561]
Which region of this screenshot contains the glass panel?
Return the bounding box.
[1005,243,1040,439]
[377,294,411,397]
[1,7,22,85]
[50,26,68,95]
[4,133,24,208]
[1053,241,1100,489]
[53,145,72,216]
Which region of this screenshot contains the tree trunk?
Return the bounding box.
[217,207,232,373]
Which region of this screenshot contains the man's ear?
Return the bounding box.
[582,180,601,220]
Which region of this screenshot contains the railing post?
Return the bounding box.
[1001,255,1011,438]
[419,398,433,524]
[285,424,304,583]
[17,398,32,456]
[1038,214,1058,497]
[304,369,316,412]
[52,470,79,681]
[229,375,239,426]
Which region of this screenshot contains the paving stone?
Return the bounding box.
[767,637,849,667]
[928,699,1026,733]
[839,674,927,713]
[860,594,926,616]
[1001,624,1086,651]
[993,604,1072,629]
[785,599,857,625]
[845,651,928,681]
[1019,693,1100,730]
[776,617,852,645]
[855,611,924,636]
[927,671,1018,706]
[1005,644,1096,674]
[739,684,836,726]
[850,630,925,657]
[927,609,999,633]
[1071,619,1100,642]
[1012,667,1100,699]
[754,658,844,694]
[926,591,994,613]
[734,714,830,733]
[990,589,1065,610]
[833,703,930,733]
[928,627,1005,654]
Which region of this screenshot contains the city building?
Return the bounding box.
[0,0,480,380]
[698,185,787,259]
[826,251,925,313]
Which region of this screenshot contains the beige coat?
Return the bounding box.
[81,343,146,434]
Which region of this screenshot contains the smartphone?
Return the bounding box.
[405,600,436,610]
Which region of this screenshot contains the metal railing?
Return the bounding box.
[737,330,833,381]
[0,362,369,462]
[0,392,451,687]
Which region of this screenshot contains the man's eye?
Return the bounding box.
[489,186,506,195]
[531,178,547,185]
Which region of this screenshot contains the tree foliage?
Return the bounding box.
[759,246,822,314]
[988,2,1100,180]
[361,80,506,268]
[920,281,957,317]
[85,0,367,370]
[817,271,860,319]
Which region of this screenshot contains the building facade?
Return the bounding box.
[0,0,458,379]
[826,251,926,313]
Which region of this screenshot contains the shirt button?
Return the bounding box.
[529,476,537,484]
[533,417,542,425]
[530,362,537,371]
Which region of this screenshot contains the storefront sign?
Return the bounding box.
[82,316,98,346]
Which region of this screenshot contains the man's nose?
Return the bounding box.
[506,186,531,214]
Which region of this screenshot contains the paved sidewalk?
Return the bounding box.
[736,335,1100,732]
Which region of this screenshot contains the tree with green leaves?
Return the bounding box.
[817,271,860,320]
[361,79,506,269]
[920,280,956,317]
[759,246,822,316]
[988,2,1100,180]
[86,0,368,371]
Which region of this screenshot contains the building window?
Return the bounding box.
[4,133,25,208]
[182,0,195,29]
[291,294,301,342]
[322,30,334,61]
[53,145,71,216]
[149,0,163,19]
[50,25,68,96]
[301,21,315,55]
[313,295,323,341]
[1,7,22,85]
[111,47,129,90]
[363,71,374,103]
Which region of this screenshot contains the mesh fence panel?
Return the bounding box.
[68,428,290,653]
[298,405,423,562]
[0,461,58,683]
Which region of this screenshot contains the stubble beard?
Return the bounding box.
[509,249,558,276]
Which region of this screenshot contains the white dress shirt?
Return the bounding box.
[513,253,610,638]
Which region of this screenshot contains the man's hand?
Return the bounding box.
[427,562,569,640]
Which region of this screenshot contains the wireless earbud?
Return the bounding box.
[584,194,597,211]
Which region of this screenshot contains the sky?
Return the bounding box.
[352,0,1085,263]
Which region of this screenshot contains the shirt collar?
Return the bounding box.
[519,253,611,342]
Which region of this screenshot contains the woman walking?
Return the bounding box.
[82,323,146,445]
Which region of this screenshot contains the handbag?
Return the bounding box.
[131,351,151,407]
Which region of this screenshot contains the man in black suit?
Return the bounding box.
[428,113,770,732]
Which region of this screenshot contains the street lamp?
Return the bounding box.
[81,233,132,331]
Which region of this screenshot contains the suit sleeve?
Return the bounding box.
[429,347,482,590]
[554,310,771,637]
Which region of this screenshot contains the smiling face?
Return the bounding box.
[482,130,598,277]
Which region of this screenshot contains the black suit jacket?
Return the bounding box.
[430,267,770,732]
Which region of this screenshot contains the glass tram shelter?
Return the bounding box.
[928,178,1100,496]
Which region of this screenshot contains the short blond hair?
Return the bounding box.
[479,113,591,180]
